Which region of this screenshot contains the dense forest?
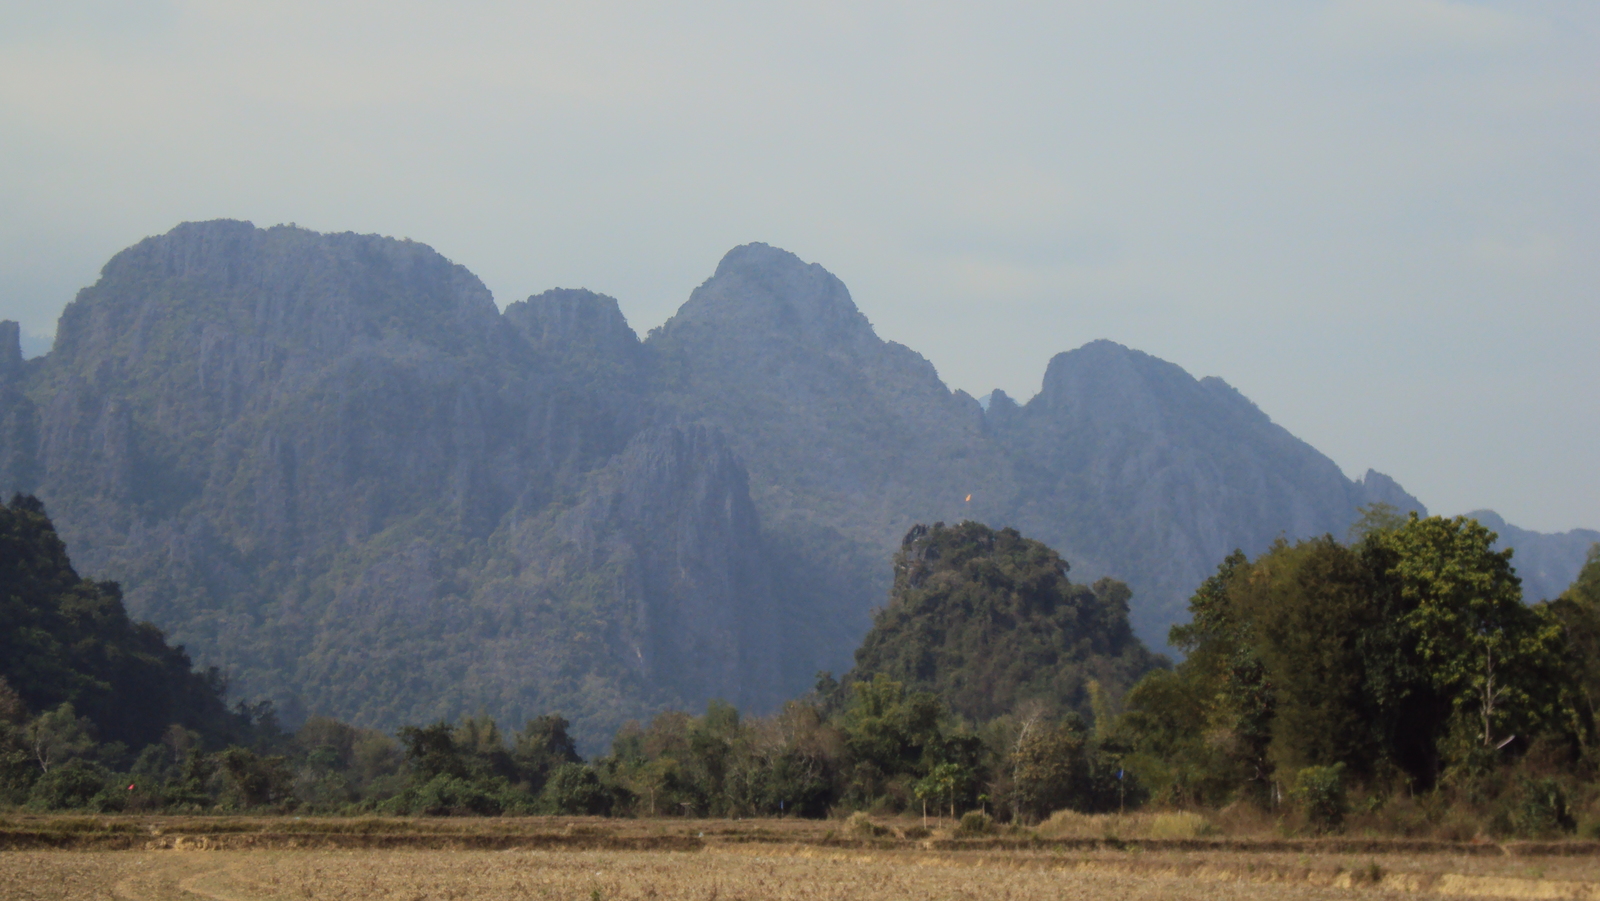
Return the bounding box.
[7,490,1600,838]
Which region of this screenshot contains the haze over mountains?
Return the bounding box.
[0,220,1592,748]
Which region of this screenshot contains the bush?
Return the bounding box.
[955,810,995,837]
[27,760,110,810]
[539,763,611,816]
[846,810,889,837]
[1510,776,1575,838]
[407,774,503,816]
[1289,764,1346,832]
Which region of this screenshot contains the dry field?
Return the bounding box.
[0,848,1453,901]
[8,817,1600,900]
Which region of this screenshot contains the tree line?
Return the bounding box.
[7,490,1600,837]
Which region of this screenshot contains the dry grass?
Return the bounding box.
[13,837,1600,900]
[14,815,1600,901]
[1038,809,1218,840]
[0,848,1455,901]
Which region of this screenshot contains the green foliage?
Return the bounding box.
[1122,513,1583,823]
[847,522,1162,725]
[1289,764,1347,832]
[27,758,110,811]
[403,774,503,817]
[539,763,612,815]
[1008,720,1089,821]
[955,810,995,836]
[1376,514,1560,752]
[0,495,256,751]
[216,747,294,810]
[1508,775,1574,838]
[1543,545,1600,762]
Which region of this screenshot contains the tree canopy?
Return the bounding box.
[845,521,1163,725]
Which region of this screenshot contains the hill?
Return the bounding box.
[0,493,252,750]
[845,521,1162,723]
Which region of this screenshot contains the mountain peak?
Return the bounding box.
[659,243,873,348]
[56,220,500,369]
[505,288,638,355]
[712,242,808,278]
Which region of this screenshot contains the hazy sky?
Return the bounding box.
[1,1,1595,532]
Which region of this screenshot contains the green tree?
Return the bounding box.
[1008,718,1089,821]
[25,703,94,773]
[511,714,581,793]
[1376,514,1561,753]
[1539,544,1600,759]
[216,746,294,809]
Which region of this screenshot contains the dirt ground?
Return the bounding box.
[8,816,1600,900]
[8,845,1600,901]
[0,848,1425,901]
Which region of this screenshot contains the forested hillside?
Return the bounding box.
[845,521,1161,723]
[0,493,283,809]
[0,220,1588,746]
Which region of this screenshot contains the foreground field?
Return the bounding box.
[9,817,1600,900]
[10,845,1600,901]
[0,847,1483,901]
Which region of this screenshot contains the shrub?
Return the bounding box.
[845,811,888,837]
[1289,764,1347,832]
[27,760,110,810]
[955,810,995,837]
[540,763,611,816]
[1510,776,1575,838]
[410,774,503,816]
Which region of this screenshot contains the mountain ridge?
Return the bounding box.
[1,219,1589,747]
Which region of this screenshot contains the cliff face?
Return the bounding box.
[985,340,1427,640]
[0,222,802,748]
[644,244,1009,670]
[4,220,1579,744]
[0,322,40,494]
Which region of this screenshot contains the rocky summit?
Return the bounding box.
[0,221,1589,746]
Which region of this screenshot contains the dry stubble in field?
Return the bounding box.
[1,849,1431,901]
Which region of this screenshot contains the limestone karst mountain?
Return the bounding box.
[1,220,1586,744]
[1465,510,1600,603]
[0,223,808,747]
[983,340,1428,639]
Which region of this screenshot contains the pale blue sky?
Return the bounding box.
[1,1,1595,532]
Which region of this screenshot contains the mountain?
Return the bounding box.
[0,223,816,748]
[983,341,1427,639]
[1465,510,1600,603]
[644,243,1009,674]
[1,220,1585,744]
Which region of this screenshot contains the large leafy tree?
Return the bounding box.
[1539,545,1600,759]
[1374,514,1562,754]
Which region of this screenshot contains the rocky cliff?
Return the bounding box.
[0,223,809,747]
[2,220,1582,743]
[985,340,1427,639]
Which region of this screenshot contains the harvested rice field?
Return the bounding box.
[8,817,1600,900]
